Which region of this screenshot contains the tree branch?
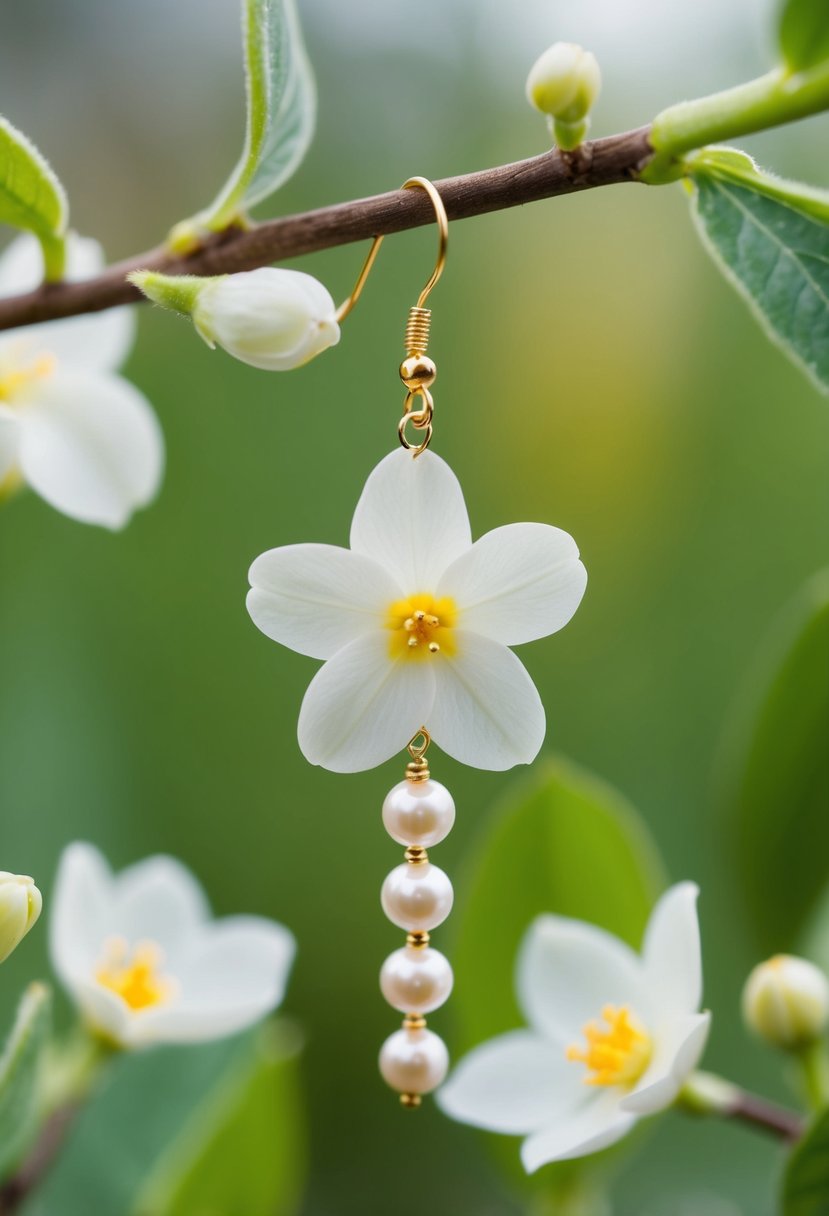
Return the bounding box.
[0,1102,80,1215]
[0,126,653,333]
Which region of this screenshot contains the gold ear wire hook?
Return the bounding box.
[334,177,448,323]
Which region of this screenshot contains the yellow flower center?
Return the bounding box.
[566,1004,652,1087]
[0,347,55,403]
[387,593,458,660]
[95,937,176,1012]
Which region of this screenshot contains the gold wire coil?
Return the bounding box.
[404,307,432,355]
[407,728,431,762]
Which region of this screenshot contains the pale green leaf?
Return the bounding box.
[0,116,68,279]
[451,757,663,1194]
[782,1107,829,1216]
[724,571,829,952]
[691,165,829,393]
[132,1022,305,1216]
[0,983,51,1180]
[171,0,315,246]
[780,0,829,73]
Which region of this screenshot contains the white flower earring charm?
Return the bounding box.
[246,178,587,1103]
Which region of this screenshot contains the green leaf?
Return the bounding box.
[132,1022,305,1216]
[725,571,829,952]
[690,162,829,393]
[0,117,68,279]
[0,983,51,1180]
[782,1107,829,1216]
[451,757,664,1194]
[780,0,829,73]
[170,0,315,248]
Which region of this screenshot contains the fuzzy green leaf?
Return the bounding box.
[691,164,829,393]
[780,0,829,73]
[725,571,829,952]
[0,116,68,278]
[451,757,663,1193]
[782,1107,829,1216]
[0,983,51,1180]
[132,1022,306,1216]
[170,0,315,247]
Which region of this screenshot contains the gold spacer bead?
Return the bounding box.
[399,355,437,392]
[406,931,430,949]
[406,758,430,783]
[400,1092,422,1109]
[405,845,428,865]
[403,1013,427,1031]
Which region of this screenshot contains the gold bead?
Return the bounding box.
[400,1092,422,1109]
[405,845,428,865]
[407,930,430,948]
[406,758,430,783]
[403,1013,427,1031]
[400,355,437,391]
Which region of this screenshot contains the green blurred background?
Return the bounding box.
[1,1,827,1212]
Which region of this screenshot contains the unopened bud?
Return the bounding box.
[743,955,829,1050]
[130,267,340,372]
[525,42,601,150]
[0,873,42,963]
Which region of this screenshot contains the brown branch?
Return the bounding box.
[0,126,653,333]
[727,1089,806,1143]
[0,1102,80,1215]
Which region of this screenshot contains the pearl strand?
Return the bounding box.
[378,739,455,1106]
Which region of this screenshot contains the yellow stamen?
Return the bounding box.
[387,593,458,660]
[566,1004,652,1087]
[95,936,176,1011]
[0,352,56,402]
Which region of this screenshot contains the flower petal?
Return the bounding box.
[247,543,402,660]
[438,523,587,645]
[298,632,435,772]
[72,978,132,1047]
[642,882,703,1018]
[49,842,114,992]
[17,369,164,529]
[437,1029,584,1134]
[349,449,472,590]
[427,632,545,770]
[109,855,211,962]
[0,406,19,482]
[517,914,652,1045]
[521,1090,636,1171]
[0,233,134,372]
[127,916,295,1046]
[621,1012,711,1116]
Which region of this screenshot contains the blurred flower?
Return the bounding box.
[0,872,42,963]
[0,234,163,529]
[438,883,710,1171]
[525,42,601,150]
[743,954,829,1050]
[50,843,294,1049]
[247,447,586,772]
[131,267,340,371]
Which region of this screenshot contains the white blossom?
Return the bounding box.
[438,883,710,1171]
[50,843,294,1049]
[0,233,163,529]
[247,448,587,772]
[0,872,42,964]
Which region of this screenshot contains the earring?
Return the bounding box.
[246,177,588,1106]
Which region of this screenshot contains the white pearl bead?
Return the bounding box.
[380,946,454,1014]
[379,1027,449,1095]
[381,862,453,932]
[382,779,456,847]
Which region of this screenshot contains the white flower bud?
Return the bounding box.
[525,43,601,150]
[192,268,340,371]
[526,42,601,122]
[0,873,42,964]
[743,955,829,1050]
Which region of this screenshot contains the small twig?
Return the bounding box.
[0,126,654,333]
[0,1102,80,1215]
[728,1089,806,1143]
